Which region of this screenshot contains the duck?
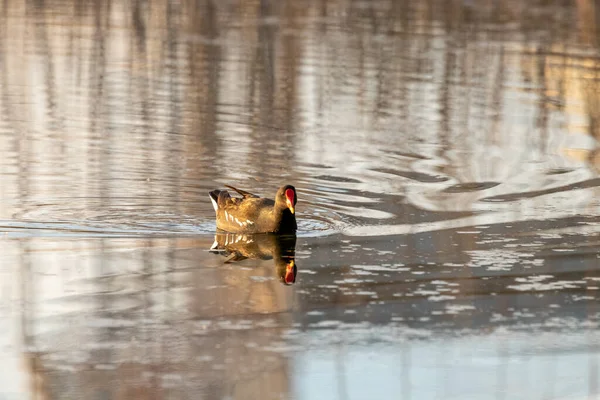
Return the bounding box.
[209,184,297,234]
[209,232,297,285]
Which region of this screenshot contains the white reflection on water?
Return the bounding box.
[294,330,600,400]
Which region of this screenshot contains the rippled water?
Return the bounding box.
[1,0,600,398]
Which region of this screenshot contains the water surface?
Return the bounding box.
[1,0,600,398]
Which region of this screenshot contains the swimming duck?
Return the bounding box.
[209,184,297,234]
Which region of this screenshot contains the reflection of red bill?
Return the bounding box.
[285,261,296,284]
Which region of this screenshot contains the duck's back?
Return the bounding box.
[219,197,275,233]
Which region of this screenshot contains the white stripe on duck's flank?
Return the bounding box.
[224,211,231,222]
[234,217,243,226]
[245,220,254,225]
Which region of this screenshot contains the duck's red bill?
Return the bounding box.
[285,188,295,203]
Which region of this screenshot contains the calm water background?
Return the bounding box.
[1,0,600,399]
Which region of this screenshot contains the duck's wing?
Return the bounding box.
[211,187,277,233]
[224,185,259,199]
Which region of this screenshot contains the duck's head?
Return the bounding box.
[276,185,297,215]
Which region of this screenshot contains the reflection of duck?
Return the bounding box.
[208,185,297,234]
[210,233,297,285]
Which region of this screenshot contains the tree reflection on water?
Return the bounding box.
[0,0,599,399]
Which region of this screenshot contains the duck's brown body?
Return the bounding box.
[209,185,297,234]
